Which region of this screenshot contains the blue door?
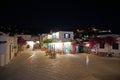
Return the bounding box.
[66,44,70,54]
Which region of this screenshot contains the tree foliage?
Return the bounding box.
[89,36,116,48]
[104,36,116,46]
[43,39,53,44]
[17,36,27,45]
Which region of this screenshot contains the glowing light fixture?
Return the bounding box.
[36,41,39,43]
[85,43,90,47]
[27,41,35,49]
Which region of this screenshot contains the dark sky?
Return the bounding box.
[0,1,119,34]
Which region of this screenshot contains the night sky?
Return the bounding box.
[0,1,119,34]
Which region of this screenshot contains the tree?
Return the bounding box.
[89,37,105,54]
[17,36,27,53]
[89,37,101,49]
[43,39,53,44]
[104,36,116,46]
[42,39,54,49]
[89,36,117,56]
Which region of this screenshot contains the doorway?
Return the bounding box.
[9,45,12,60]
[65,44,70,54]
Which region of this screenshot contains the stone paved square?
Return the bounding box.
[0,50,120,80]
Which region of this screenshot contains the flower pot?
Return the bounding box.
[14,53,18,57]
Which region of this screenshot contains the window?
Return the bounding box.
[100,43,104,49]
[112,43,118,49]
[64,33,70,38]
[52,34,56,39]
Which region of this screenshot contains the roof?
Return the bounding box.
[97,34,120,38]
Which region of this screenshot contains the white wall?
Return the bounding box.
[0,35,18,66]
[98,41,120,56]
[0,36,7,66]
[41,31,74,42]
[0,43,7,66]
[0,43,7,55]
[59,31,73,42]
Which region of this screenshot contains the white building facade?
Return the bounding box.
[0,35,18,66]
[44,31,74,54]
[95,34,120,57]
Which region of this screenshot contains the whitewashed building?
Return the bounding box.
[43,31,74,54]
[0,35,18,66]
[17,34,40,51]
[95,34,120,56]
